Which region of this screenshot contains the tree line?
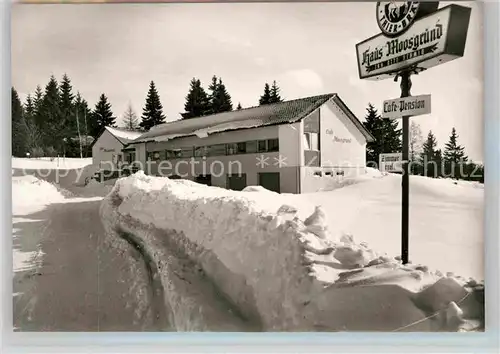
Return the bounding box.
[363,104,484,182]
[12,74,284,158]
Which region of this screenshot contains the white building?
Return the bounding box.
[125,93,374,193]
[91,126,143,171]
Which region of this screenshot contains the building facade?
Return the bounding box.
[126,94,374,193]
[91,126,143,171]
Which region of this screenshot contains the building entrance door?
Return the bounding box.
[195,174,212,186]
[227,174,247,191]
[258,172,280,193]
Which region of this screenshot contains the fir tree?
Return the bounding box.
[59,73,76,138]
[237,102,242,110]
[75,93,94,156]
[123,103,139,130]
[259,83,271,105]
[443,127,468,179]
[12,87,26,156]
[32,85,44,125]
[92,93,116,137]
[434,148,443,178]
[33,85,43,111]
[24,94,35,121]
[420,131,438,177]
[208,76,233,114]
[182,78,210,119]
[208,75,218,100]
[269,80,283,103]
[39,75,63,150]
[362,103,401,166]
[140,81,166,131]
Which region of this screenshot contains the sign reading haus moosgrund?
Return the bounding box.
[356,4,471,80]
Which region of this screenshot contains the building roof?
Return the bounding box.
[130,93,374,144]
[90,126,144,149]
[105,126,143,145]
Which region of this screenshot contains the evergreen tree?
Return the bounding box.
[140,81,166,131]
[443,127,468,179]
[33,85,43,111]
[12,87,26,156]
[92,93,116,137]
[434,148,443,178]
[32,85,44,125]
[363,103,401,166]
[59,73,76,139]
[259,83,271,105]
[39,75,63,150]
[24,94,35,121]
[182,78,210,119]
[237,102,242,110]
[420,131,438,177]
[208,75,218,100]
[208,76,233,114]
[75,93,94,156]
[123,103,139,130]
[269,80,283,103]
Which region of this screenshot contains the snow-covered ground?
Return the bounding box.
[12,174,103,275]
[292,171,484,281]
[12,175,65,274]
[12,157,93,170]
[101,170,484,331]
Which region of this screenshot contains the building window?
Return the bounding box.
[227,142,247,155]
[336,171,345,176]
[258,140,267,152]
[325,171,333,177]
[147,151,161,161]
[246,141,257,154]
[179,148,194,158]
[194,146,208,157]
[208,144,226,157]
[304,132,319,151]
[314,171,322,177]
[126,152,136,164]
[267,139,279,152]
[166,149,182,159]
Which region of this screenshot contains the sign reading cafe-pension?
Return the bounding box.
[382,94,431,119]
[356,4,471,80]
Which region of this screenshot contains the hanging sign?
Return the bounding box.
[382,94,431,119]
[356,4,471,80]
[379,153,403,173]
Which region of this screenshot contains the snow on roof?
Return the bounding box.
[130,93,373,144]
[105,126,143,145]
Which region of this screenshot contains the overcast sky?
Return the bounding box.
[12,2,483,161]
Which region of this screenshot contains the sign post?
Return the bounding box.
[399,70,411,265]
[355,1,471,265]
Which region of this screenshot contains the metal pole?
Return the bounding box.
[399,70,412,265]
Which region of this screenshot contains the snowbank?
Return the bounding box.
[12,157,92,170]
[296,173,484,281]
[12,175,66,275]
[100,172,484,331]
[12,175,66,215]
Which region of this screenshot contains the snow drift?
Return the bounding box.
[100,171,484,331]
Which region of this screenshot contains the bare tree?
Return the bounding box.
[123,103,139,130]
[17,118,43,154]
[410,121,423,161]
